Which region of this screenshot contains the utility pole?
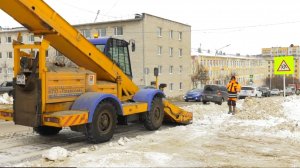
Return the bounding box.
[94,10,100,23]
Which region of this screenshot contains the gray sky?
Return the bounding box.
[1,0,300,55]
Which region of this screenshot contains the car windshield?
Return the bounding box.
[204,85,218,91]
[241,87,254,90]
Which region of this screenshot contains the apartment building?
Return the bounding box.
[261,45,300,80]
[192,53,268,88]
[0,13,191,97]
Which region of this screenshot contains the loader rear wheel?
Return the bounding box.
[34,126,62,136]
[86,101,117,143]
[144,97,164,131]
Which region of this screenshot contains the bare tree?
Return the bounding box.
[191,64,209,88]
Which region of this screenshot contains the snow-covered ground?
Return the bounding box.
[9,95,300,167]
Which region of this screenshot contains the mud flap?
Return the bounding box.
[13,77,42,127]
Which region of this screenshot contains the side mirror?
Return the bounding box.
[154,67,159,77]
[159,83,167,89]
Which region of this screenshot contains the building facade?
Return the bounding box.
[192,53,268,88]
[0,13,192,97]
[261,45,300,81]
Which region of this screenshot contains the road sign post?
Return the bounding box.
[274,56,294,97]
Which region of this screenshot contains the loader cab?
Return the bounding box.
[89,38,132,77]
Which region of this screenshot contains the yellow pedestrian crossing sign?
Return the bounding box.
[274,56,294,75]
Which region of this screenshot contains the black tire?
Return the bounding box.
[86,101,117,143]
[34,126,62,136]
[203,101,207,104]
[144,97,164,131]
[8,91,13,96]
[185,99,188,102]
[218,101,222,105]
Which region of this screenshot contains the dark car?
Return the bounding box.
[258,86,271,97]
[183,88,204,102]
[0,81,13,96]
[202,85,228,105]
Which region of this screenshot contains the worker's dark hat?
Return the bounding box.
[231,76,236,80]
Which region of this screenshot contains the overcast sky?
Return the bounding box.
[1,0,300,55]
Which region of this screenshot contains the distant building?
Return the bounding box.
[192,53,268,88]
[0,13,192,97]
[261,45,300,81]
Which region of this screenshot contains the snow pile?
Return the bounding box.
[42,147,69,161]
[235,97,284,120]
[282,96,300,121]
[0,93,13,104]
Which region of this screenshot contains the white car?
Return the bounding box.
[238,86,262,99]
[270,89,280,96]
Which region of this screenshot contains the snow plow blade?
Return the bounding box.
[0,104,13,121]
[163,100,193,124]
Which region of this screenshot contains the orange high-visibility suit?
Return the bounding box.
[226,79,241,106]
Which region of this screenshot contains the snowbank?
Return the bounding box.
[0,93,13,104]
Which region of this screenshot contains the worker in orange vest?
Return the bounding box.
[226,76,241,115]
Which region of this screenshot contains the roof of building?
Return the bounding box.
[0,13,190,33]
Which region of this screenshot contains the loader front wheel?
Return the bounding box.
[86,101,117,143]
[34,126,62,136]
[144,97,164,131]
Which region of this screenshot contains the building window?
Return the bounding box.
[28,35,34,42]
[144,67,149,75]
[179,65,183,73]
[114,27,123,36]
[158,65,162,74]
[157,46,162,55]
[179,48,183,57]
[7,52,12,59]
[178,32,182,40]
[6,36,12,43]
[98,28,106,37]
[157,27,162,37]
[169,65,173,74]
[179,82,183,90]
[81,29,91,38]
[169,47,173,57]
[169,83,174,91]
[169,30,173,39]
[7,68,13,74]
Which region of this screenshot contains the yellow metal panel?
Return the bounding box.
[45,72,86,103]
[45,102,73,113]
[43,110,88,127]
[122,102,148,116]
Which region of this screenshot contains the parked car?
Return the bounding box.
[202,85,228,105]
[183,88,204,102]
[0,81,13,96]
[258,86,271,97]
[270,88,280,96]
[238,86,262,99]
[284,87,294,96]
